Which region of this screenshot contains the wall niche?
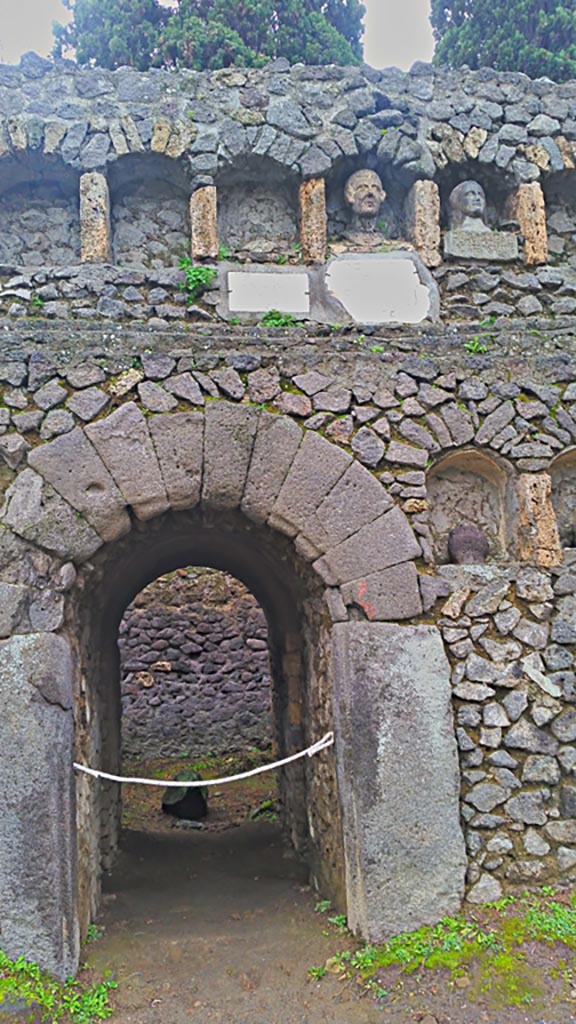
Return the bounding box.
[217,157,299,258]
[0,155,80,266]
[551,451,576,548]
[109,154,190,269]
[544,171,576,263]
[427,450,512,564]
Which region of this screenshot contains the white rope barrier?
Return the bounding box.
[73,731,334,788]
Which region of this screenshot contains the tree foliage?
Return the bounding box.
[53,0,365,71]
[430,0,576,82]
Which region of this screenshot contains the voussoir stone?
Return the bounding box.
[202,402,259,511]
[340,561,423,621]
[149,412,204,512]
[0,468,102,562]
[86,402,169,521]
[313,505,421,587]
[242,412,302,525]
[27,426,130,542]
[313,461,394,549]
[269,430,351,539]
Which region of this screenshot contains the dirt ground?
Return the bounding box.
[82,761,576,1024]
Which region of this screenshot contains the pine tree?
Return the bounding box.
[430,0,576,82]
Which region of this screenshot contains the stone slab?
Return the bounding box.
[241,412,302,525]
[332,622,466,941]
[325,252,438,324]
[0,633,78,978]
[444,229,518,261]
[0,468,102,563]
[313,506,421,586]
[228,269,310,314]
[340,562,423,621]
[86,402,169,521]
[149,412,204,511]
[202,402,260,510]
[27,427,130,543]
[269,431,351,539]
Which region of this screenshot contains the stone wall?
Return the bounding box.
[119,568,272,758]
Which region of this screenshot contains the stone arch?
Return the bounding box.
[0,399,466,977]
[0,153,81,265]
[108,153,192,267]
[550,448,576,548]
[216,155,300,256]
[427,448,514,564]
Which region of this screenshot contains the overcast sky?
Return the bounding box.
[0,0,435,70]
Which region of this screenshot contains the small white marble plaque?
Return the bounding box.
[326,253,432,324]
[228,271,310,313]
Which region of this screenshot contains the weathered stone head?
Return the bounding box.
[344,169,386,235]
[449,180,490,233]
[448,523,490,565]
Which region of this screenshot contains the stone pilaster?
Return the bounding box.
[506,182,548,266]
[299,178,327,264]
[190,185,218,260]
[515,473,562,566]
[405,180,441,268]
[79,172,111,264]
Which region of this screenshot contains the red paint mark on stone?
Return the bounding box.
[356,581,375,621]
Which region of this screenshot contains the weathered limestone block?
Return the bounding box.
[190,186,218,260]
[1,468,102,562]
[27,428,130,543]
[515,473,562,567]
[313,506,421,586]
[269,431,351,539]
[149,412,204,511]
[340,562,423,621]
[299,178,327,264]
[86,403,169,521]
[0,633,78,978]
[151,118,171,154]
[202,402,260,510]
[332,623,466,941]
[241,412,302,524]
[80,172,111,264]
[505,182,547,266]
[405,180,441,268]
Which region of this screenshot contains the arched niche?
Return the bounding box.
[325,154,414,245]
[543,170,576,263]
[435,162,518,234]
[550,448,576,548]
[427,449,513,564]
[0,154,80,266]
[108,153,191,268]
[216,156,299,257]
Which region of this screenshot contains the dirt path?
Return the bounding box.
[89,820,386,1024]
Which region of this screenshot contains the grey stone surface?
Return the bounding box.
[149,412,204,512]
[340,561,423,621]
[270,430,351,539]
[0,633,78,978]
[86,403,169,521]
[202,401,259,510]
[27,427,130,543]
[0,468,102,562]
[242,412,302,525]
[314,506,421,586]
[313,461,393,550]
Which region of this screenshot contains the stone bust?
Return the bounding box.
[448,180,490,233]
[344,169,386,238]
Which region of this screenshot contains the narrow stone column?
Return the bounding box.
[190,185,218,260]
[332,622,466,941]
[80,172,111,263]
[299,178,327,264]
[405,180,441,267]
[506,182,548,266]
[515,473,562,566]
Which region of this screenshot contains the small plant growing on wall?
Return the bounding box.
[259,310,298,327]
[179,257,217,305]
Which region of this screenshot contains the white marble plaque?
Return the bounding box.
[326,253,432,324]
[228,271,310,313]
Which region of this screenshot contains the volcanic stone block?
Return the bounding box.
[405,180,441,268]
[202,402,260,510]
[28,427,130,542]
[269,431,351,538]
[0,468,101,562]
[313,506,421,587]
[149,412,204,511]
[299,177,327,264]
[242,412,302,524]
[86,403,169,521]
[80,171,111,263]
[332,622,466,941]
[190,185,218,260]
[0,633,78,978]
[340,562,423,621]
